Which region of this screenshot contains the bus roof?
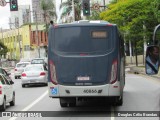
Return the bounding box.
[54,20,117,27]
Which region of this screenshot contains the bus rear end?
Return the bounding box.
[48,21,125,107]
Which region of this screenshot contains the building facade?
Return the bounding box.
[32,0,44,23]
[0,25,48,60]
[10,5,31,29]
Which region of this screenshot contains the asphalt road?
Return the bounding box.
[1,72,160,120]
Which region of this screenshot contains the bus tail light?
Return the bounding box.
[49,60,58,85]
[110,59,118,84]
[0,86,2,94]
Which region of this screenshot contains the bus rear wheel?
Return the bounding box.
[114,96,123,106]
[69,102,76,107]
[60,98,76,107]
[60,98,68,107]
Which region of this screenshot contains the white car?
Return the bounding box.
[31,58,48,68]
[0,74,15,111]
[21,64,48,87]
[14,62,30,79]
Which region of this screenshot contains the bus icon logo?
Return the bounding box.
[51,88,58,95]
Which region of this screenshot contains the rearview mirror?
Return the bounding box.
[10,80,14,85]
[7,73,11,76]
[145,45,159,75]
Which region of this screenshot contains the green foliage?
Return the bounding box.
[0,42,8,55]
[60,0,82,21]
[40,0,57,32]
[100,0,159,54]
[152,0,160,22]
[87,10,101,20]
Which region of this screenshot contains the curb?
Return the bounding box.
[127,66,160,79]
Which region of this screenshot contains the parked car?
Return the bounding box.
[0,74,15,111]
[14,62,30,79]
[31,58,47,64]
[31,58,47,67]
[21,64,48,87]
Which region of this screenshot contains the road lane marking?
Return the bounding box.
[9,90,48,120]
[111,106,115,120]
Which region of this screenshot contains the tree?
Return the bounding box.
[40,0,57,30]
[86,1,104,20]
[101,0,158,39]
[100,0,158,45]
[0,42,8,56]
[152,0,160,22]
[100,0,158,66]
[60,0,82,21]
[87,10,101,20]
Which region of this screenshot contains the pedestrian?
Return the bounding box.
[49,20,54,29]
[146,46,159,74]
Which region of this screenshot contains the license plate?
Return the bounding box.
[30,80,37,82]
[77,76,90,81]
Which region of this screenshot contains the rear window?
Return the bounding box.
[54,26,113,54]
[16,63,29,68]
[25,66,43,71]
[31,59,44,64]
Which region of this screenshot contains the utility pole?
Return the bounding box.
[103,0,105,10]
[0,28,3,66]
[15,17,22,60]
[1,28,3,43]
[35,11,40,58]
[72,0,75,21]
[143,24,147,65]
[129,40,132,64]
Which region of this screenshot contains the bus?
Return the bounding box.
[48,20,125,107]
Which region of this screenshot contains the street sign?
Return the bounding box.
[0,0,7,6]
[93,3,100,10]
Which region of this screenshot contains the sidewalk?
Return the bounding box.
[126,64,160,79]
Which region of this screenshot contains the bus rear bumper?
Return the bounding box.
[48,81,122,98]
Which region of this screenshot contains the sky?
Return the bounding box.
[0,0,32,29]
[0,0,61,29]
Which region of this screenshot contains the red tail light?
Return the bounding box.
[106,24,113,26]
[15,69,17,71]
[22,73,26,77]
[110,59,118,84]
[0,86,2,94]
[40,72,46,76]
[49,60,58,85]
[80,53,88,56]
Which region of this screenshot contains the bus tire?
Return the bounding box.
[69,102,76,107]
[68,97,76,107]
[60,98,67,107]
[115,96,123,106]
